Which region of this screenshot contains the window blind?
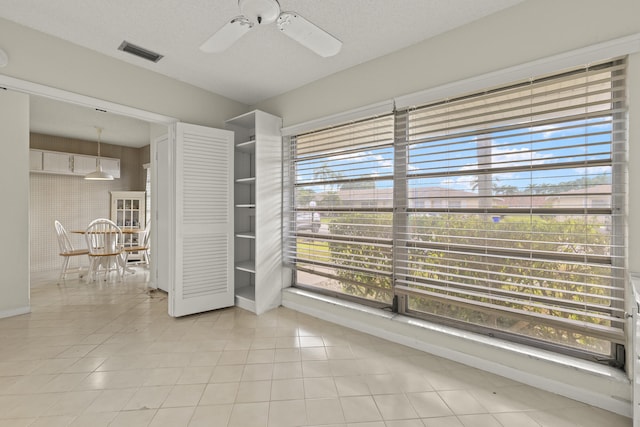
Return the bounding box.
[285,115,396,304]
[285,59,627,360]
[394,60,626,355]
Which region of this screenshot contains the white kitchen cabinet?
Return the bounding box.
[29,150,43,171]
[29,149,120,178]
[226,110,282,315]
[72,155,97,175]
[42,151,72,174]
[77,155,120,178]
[100,157,121,179]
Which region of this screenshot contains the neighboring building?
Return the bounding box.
[546,184,612,210]
[333,186,484,209]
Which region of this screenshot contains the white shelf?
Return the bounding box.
[236,231,256,239]
[235,284,256,312]
[236,140,255,153]
[236,284,255,300]
[236,260,256,274]
[235,177,256,184]
[226,110,283,315]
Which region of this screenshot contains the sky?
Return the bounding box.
[295,116,614,195]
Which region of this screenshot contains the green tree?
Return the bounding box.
[493,184,519,195]
[296,188,316,206]
[313,164,341,193]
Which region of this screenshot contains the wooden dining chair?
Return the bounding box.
[54,220,89,282]
[124,220,151,267]
[84,218,125,282]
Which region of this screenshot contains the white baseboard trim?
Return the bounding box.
[282,287,632,418]
[0,305,31,319]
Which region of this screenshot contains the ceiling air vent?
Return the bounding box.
[118,41,163,63]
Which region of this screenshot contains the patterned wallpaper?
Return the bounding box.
[29,133,147,272]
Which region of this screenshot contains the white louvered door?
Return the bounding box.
[169,123,234,317]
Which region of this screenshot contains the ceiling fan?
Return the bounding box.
[200,0,342,57]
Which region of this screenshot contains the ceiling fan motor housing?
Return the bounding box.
[239,0,280,24]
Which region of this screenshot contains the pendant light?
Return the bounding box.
[84,126,114,181]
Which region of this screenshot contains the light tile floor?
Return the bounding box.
[0,269,631,426]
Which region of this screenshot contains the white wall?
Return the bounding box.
[0,90,30,318]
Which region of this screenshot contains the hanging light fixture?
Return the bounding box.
[84,126,114,181]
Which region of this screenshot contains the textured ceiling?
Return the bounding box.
[0,0,524,105]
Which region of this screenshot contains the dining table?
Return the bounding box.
[71,227,144,279]
[71,228,143,235]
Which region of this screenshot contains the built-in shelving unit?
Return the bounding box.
[226,110,283,315]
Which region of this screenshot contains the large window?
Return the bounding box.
[285,59,627,362]
[285,115,396,304]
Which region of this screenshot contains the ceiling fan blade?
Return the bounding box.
[276,12,342,57]
[200,16,254,53]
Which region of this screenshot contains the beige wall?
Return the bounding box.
[139,145,151,167]
[0,90,30,317]
[30,133,146,190]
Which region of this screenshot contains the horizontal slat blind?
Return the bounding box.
[286,115,396,304]
[285,59,627,359]
[395,60,626,353]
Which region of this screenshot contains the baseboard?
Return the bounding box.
[0,305,31,319]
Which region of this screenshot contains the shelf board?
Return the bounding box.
[226,111,256,129]
[235,260,256,274]
[235,284,256,312]
[235,203,256,208]
[235,177,256,184]
[236,231,256,239]
[235,284,255,301]
[235,140,255,153]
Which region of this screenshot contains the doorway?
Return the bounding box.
[0,75,177,299]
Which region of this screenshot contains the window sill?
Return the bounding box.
[282,287,631,418]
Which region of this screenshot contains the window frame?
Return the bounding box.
[284,59,628,365]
